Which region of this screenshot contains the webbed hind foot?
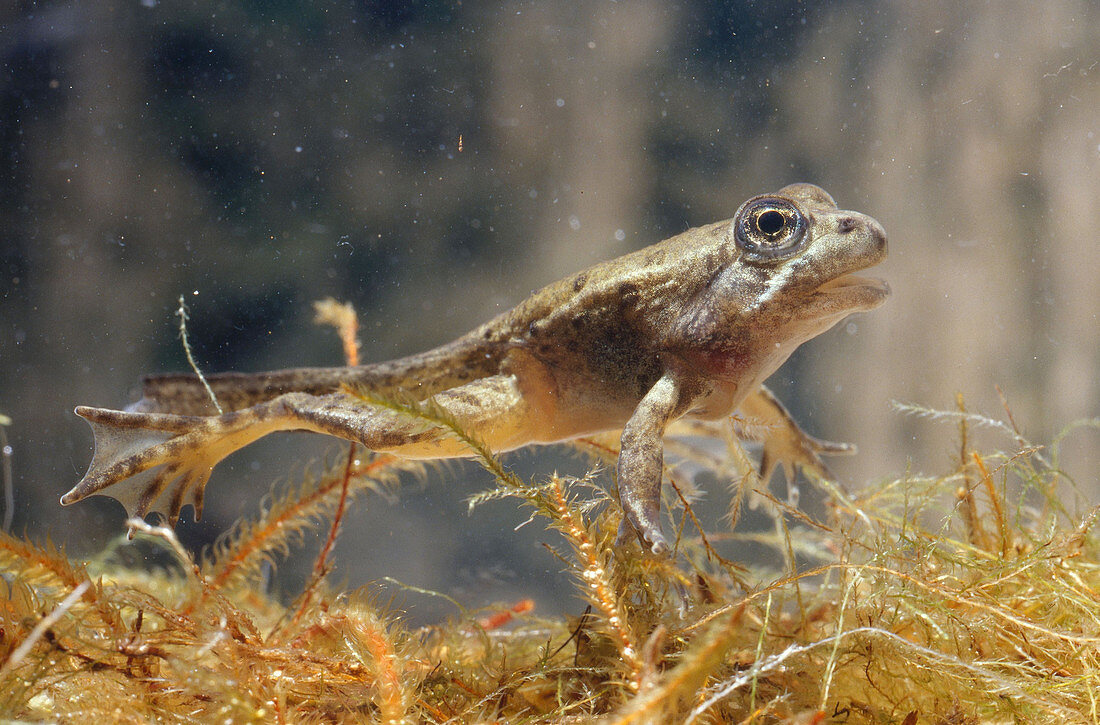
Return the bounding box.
[62,406,220,526]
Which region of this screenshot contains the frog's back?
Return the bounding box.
[451,221,734,420]
[470,221,732,346]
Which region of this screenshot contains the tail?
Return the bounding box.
[130,336,507,416]
[128,367,356,415]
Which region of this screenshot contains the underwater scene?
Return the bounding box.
[1,1,1099,721]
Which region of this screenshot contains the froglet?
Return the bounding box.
[62,183,888,555]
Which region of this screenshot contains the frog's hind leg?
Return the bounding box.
[62,405,286,526]
[270,376,547,463]
[63,375,544,526]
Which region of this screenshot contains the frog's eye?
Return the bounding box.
[733,197,807,261]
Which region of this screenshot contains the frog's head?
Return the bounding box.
[675,183,888,379]
[730,182,889,327]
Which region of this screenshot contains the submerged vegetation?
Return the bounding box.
[1,308,1098,723]
[3,400,1097,722]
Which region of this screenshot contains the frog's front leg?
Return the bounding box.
[62,374,543,526]
[616,372,691,556]
[736,385,856,485]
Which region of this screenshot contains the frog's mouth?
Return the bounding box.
[817,273,889,295]
[812,273,890,314]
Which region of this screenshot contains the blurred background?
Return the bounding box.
[1,0,1097,621]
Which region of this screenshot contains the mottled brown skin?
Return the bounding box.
[62,183,888,555]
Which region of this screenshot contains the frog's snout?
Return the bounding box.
[841,212,888,261]
[867,217,887,256]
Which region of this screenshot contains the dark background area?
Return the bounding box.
[2,0,1098,622]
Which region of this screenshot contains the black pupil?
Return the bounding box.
[756,209,786,236]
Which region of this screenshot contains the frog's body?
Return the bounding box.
[62,183,888,554]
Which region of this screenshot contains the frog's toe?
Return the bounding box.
[812,438,856,456]
[646,532,670,557]
[759,431,854,484]
[616,514,670,557]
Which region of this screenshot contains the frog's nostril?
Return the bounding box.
[837,217,859,234]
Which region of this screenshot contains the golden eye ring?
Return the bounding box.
[732,197,807,261]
